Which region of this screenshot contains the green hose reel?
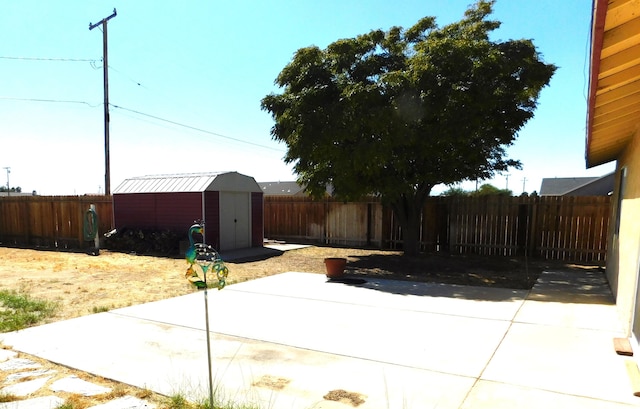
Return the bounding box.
[83,207,99,241]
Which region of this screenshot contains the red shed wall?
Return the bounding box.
[155,192,203,231]
[113,194,157,228]
[113,192,204,233]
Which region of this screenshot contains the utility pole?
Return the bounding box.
[505,174,510,190]
[2,167,9,196]
[522,177,528,194]
[90,8,117,195]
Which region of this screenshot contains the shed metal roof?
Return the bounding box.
[113,172,262,194]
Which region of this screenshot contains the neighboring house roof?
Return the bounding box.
[539,173,614,196]
[586,0,640,167]
[0,192,34,197]
[258,181,335,196]
[259,181,306,196]
[113,172,261,194]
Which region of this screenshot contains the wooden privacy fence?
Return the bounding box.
[263,196,383,247]
[0,196,112,249]
[0,195,611,262]
[264,195,611,263]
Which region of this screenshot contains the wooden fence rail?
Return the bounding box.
[0,195,611,262]
[0,196,112,249]
[264,195,611,263]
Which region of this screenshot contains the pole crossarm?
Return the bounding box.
[89,9,117,31]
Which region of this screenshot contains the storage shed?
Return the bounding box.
[112,172,263,251]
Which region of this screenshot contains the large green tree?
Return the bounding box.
[261,1,556,255]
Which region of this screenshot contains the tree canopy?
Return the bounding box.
[441,183,512,197]
[261,0,556,255]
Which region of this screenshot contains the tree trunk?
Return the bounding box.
[390,194,424,256]
[401,212,421,256]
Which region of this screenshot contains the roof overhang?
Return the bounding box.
[586,0,640,168]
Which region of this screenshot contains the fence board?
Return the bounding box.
[264,195,610,263]
[0,195,610,263]
[0,196,112,249]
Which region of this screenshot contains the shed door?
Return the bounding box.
[219,192,250,251]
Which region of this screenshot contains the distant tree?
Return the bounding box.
[442,183,511,197]
[441,186,470,197]
[470,183,512,196]
[0,186,21,193]
[261,0,556,255]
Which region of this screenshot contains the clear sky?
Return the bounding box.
[0,0,613,196]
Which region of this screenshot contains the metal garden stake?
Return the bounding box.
[185,223,229,408]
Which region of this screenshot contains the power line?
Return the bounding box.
[0,56,98,62]
[0,95,283,153]
[108,65,146,88]
[110,104,284,152]
[1,55,146,85]
[0,96,101,107]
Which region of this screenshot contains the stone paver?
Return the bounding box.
[0,358,40,372]
[0,359,155,409]
[1,376,52,397]
[87,396,156,409]
[5,369,56,383]
[50,375,111,396]
[0,349,17,362]
[0,396,64,409]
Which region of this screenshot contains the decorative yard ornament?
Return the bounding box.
[185,223,229,290]
[184,222,229,409]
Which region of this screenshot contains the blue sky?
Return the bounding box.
[0,0,613,196]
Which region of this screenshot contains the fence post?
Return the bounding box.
[436,199,449,253]
[366,202,372,246]
[528,198,538,258]
[517,202,529,257]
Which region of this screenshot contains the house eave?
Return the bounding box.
[586,0,640,168]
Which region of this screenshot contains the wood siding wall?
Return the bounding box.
[0,195,611,262]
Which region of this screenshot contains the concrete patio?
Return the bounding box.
[1,266,638,408]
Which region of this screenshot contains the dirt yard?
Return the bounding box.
[0,245,573,323]
[0,245,588,408]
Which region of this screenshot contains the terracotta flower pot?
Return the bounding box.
[324,257,347,278]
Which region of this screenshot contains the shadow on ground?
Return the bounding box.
[327,273,528,301]
[223,247,285,263]
[327,254,613,305]
[344,252,543,289]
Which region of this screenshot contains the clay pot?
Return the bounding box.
[324,257,347,278]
